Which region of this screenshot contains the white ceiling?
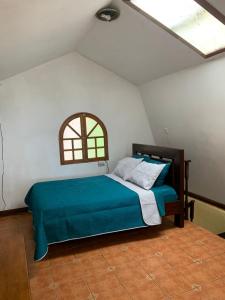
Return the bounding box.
[77,0,225,84]
[1,0,225,84]
[0,0,109,81]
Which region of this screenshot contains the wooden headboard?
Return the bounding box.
[132,144,184,203]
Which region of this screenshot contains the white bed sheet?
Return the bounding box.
[106,174,161,226]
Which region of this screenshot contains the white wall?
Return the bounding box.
[0,52,154,210]
[140,56,225,205]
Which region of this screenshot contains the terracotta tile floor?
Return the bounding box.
[2,213,225,300]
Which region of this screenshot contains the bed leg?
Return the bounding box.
[174,213,184,228]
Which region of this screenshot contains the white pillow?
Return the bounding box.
[113,157,143,180]
[127,161,166,190]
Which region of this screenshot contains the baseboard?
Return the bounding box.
[187,192,225,211]
[0,207,27,217]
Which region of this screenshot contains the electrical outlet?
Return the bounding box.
[98,161,106,167]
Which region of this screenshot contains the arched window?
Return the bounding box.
[59,112,109,164]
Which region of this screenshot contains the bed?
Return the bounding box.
[25,144,184,261]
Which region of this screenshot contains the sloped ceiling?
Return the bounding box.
[77,0,225,84]
[0,0,109,80]
[1,0,225,83]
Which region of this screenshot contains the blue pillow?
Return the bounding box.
[133,154,150,161]
[133,154,171,186]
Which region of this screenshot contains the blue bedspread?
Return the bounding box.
[25,175,177,260]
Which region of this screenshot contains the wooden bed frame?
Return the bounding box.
[133,144,184,228]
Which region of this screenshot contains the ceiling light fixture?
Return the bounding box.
[96,7,120,22]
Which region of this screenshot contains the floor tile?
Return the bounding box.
[173,279,225,300]
[30,287,57,300]
[49,253,75,266]
[93,292,130,300]
[128,281,164,300]
[154,268,193,296]
[30,267,53,290]
[132,289,165,300]
[184,244,212,260]
[92,284,131,300]
[205,255,225,279]
[175,262,215,287]
[55,279,92,300]
[163,248,194,267]
[86,273,122,294]
[78,254,109,271]
[139,254,171,274]
[51,263,84,284]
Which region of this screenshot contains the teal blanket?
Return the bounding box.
[25,175,177,260]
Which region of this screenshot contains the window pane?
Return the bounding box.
[97,137,104,147]
[97,148,105,158]
[69,118,81,135]
[64,151,73,161]
[73,139,82,149]
[86,117,97,135]
[63,140,72,150]
[88,149,96,159]
[87,138,95,148]
[130,0,225,55]
[63,126,79,138]
[89,124,103,137]
[74,150,83,160]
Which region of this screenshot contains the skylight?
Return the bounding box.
[126,0,225,57]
